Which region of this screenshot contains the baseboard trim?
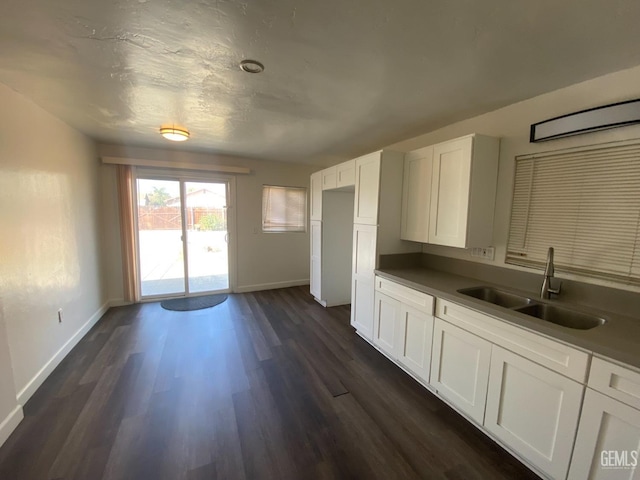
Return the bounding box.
[16,301,110,405]
[108,298,130,307]
[0,405,24,448]
[313,297,327,307]
[235,279,309,293]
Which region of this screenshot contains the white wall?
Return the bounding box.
[388,63,640,291]
[0,82,107,444]
[98,145,317,298]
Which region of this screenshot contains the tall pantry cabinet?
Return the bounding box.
[350,151,420,340]
[309,165,355,307]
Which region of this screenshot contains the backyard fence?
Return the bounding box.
[138,207,226,231]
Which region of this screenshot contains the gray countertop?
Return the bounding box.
[375,266,640,371]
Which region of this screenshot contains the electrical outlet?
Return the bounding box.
[470,247,495,260]
[481,247,495,260]
[58,308,63,323]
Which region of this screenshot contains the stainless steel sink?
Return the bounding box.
[457,286,535,309]
[458,286,606,330]
[514,303,606,330]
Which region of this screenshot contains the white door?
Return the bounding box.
[429,137,472,247]
[401,146,433,242]
[485,345,583,480]
[373,292,401,359]
[350,224,377,339]
[431,318,491,424]
[568,389,640,480]
[310,220,322,300]
[353,152,381,225]
[397,304,434,383]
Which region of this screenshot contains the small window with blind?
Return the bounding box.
[262,185,307,232]
[506,139,640,284]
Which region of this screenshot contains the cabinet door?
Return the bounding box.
[373,292,402,359]
[429,137,472,247]
[431,318,491,424]
[485,345,583,480]
[336,159,356,187]
[310,172,323,220]
[398,304,434,383]
[354,153,381,225]
[310,220,322,299]
[322,167,337,190]
[350,224,377,339]
[568,389,640,480]
[401,147,433,243]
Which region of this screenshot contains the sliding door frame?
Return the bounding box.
[133,167,237,300]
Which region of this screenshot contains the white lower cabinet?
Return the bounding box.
[568,388,640,480]
[431,318,491,424]
[363,284,640,480]
[373,291,402,358]
[372,277,435,384]
[485,345,584,480]
[397,304,434,382]
[569,357,640,480]
[373,291,435,382]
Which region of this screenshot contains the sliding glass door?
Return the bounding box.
[184,181,229,293]
[136,177,230,298]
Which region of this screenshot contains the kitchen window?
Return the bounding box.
[262,185,307,232]
[507,139,640,284]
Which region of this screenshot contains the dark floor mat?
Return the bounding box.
[160,294,228,311]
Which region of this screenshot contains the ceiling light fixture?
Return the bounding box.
[159,126,190,142]
[240,59,265,74]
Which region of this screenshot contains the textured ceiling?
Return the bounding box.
[2,0,640,164]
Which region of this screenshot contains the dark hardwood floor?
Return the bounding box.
[0,287,540,479]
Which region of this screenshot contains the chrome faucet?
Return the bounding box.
[541,247,561,299]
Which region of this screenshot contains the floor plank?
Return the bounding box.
[0,286,540,479]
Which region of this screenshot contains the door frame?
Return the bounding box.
[133,167,237,299]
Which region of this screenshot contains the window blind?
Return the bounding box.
[262,185,307,232]
[506,140,640,284]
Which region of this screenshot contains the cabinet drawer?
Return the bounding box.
[436,299,590,382]
[375,277,434,314]
[588,357,640,410]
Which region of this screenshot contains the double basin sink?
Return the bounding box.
[457,286,607,330]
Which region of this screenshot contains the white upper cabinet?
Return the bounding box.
[336,159,356,188]
[401,146,433,243]
[354,152,382,225]
[322,166,337,190]
[429,137,473,247]
[310,171,322,221]
[401,134,499,248]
